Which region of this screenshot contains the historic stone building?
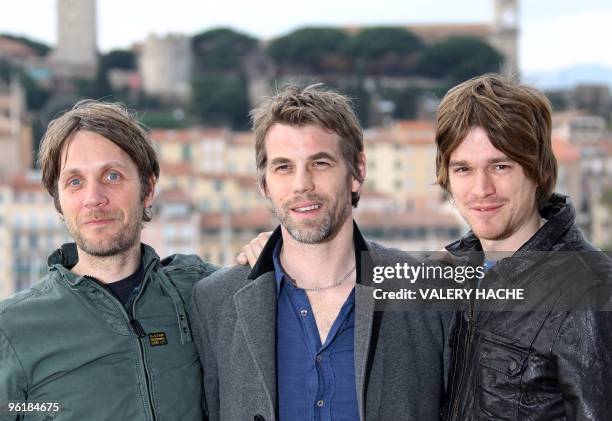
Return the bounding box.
[48,0,98,79]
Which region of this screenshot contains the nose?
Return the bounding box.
[472,170,495,198]
[83,181,108,208]
[293,166,315,194]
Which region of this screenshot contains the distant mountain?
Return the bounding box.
[524,64,612,90]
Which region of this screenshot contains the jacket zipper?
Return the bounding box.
[84,272,158,421]
[449,288,477,420]
[128,306,157,421]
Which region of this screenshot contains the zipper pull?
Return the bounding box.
[130,318,146,338]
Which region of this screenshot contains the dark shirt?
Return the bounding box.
[273,241,359,421]
[104,262,144,310]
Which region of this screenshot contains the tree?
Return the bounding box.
[100,50,135,71]
[267,27,350,73]
[80,50,136,100]
[191,74,250,128]
[0,59,49,111]
[382,86,425,120]
[418,36,503,83]
[192,28,258,72]
[346,27,424,75]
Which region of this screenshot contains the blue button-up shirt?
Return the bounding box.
[273,241,359,421]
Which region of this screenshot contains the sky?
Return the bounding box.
[1,0,611,74]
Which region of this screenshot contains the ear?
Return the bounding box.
[144,175,157,208]
[258,174,270,199]
[351,152,366,194]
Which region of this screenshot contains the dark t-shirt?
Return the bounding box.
[105,263,144,309]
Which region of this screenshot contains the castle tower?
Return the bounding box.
[49,0,98,79]
[490,0,520,79]
[139,34,193,103]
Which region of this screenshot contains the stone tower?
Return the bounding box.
[490,0,520,79]
[139,34,193,103]
[50,0,98,78]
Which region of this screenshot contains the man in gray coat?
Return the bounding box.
[192,85,450,421]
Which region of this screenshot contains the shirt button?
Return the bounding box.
[316,400,324,407]
[300,309,308,317]
[316,355,322,363]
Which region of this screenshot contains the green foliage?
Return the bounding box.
[192,73,250,128]
[76,50,136,101]
[418,36,503,83]
[192,28,257,72]
[100,50,135,71]
[544,90,569,112]
[0,33,51,56]
[382,86,425,120]
[347,27,424,75]
[348,27,424,59]
[268,27,350,73]
[342,84,370,127]
[0,59,49,110]
[138,110,195,129]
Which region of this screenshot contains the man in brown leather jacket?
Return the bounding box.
[436,74,612,420]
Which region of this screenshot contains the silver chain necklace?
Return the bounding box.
[285,264,356,292]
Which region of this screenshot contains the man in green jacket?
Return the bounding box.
[0,100,219,420]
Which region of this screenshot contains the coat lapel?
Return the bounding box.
[354,283,376,420]
[233,272,278,413]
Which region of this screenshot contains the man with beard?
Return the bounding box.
[0,100,224,420]
[191,85,450,421]
[436,75,612,420]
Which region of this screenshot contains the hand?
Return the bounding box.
[236,231,272,267]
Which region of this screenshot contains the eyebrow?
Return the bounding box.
[449,157,513,167]
[268,152,338,166]
[309,152,338,162]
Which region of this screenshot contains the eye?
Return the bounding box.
[68,178,82,187]
[105,171,121,182]
[313,160,331,168]
[453,166,470,173]
[494,164,510,171]
[274,164,291,173]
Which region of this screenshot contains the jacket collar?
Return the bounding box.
[47,243,161,286]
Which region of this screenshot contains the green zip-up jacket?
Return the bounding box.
[0,243,219,421]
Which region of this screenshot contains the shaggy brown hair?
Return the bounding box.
[37,100,160,221]
[435,74,557,208]
[251,84,364,207]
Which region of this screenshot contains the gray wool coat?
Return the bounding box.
[191,223,451,421]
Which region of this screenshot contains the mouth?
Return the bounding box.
[84,218,115,226]
[470,204,503,214]
[290,202,322,215]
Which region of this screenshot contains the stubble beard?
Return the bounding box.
[276,194,351,244]
[66,205,143,258]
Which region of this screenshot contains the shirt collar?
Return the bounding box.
[272,239,286,298]
[268,221,372,297]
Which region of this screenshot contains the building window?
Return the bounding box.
[182,144,191,161]
[214,180,223,192]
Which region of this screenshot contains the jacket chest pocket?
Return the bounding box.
[477,335,529,420]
